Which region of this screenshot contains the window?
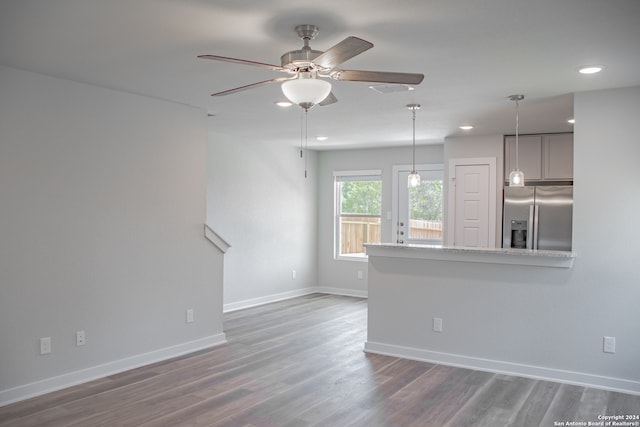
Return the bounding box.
[393,165,444,245]
[334,170,382,260]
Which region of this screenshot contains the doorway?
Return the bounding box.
[392,164,444,245]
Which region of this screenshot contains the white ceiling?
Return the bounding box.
[2,0,639,150]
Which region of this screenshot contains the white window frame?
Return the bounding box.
[334,169,382,261]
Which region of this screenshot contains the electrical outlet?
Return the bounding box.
[292,270,296,279]
[186,309,194,323]
[357,270,363,280]
[40,337,51,355]
[433,317,443,333]
[76,330,86,346]
[603,336,616,353]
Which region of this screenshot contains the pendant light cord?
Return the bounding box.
[515,98,520,170]
[412,108,416,171]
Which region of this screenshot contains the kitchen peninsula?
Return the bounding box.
[363,242,591,390]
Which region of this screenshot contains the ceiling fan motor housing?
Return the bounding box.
[280,49,323,71]
[281,25,324,71]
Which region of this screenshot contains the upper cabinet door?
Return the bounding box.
[505,135,543,181]
[543,133,574,180]
[504,133,573,182]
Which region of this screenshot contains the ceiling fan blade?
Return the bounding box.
[330,69,424,85]
[198,55,286,72]
[312,37,374,69]
[319,91,338,106]
[210,77,293,97]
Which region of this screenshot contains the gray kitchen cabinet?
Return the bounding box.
[504,133,573,182]
[505,135,543,181]
[543,133,573,180]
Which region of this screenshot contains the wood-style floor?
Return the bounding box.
[1,294,638,426]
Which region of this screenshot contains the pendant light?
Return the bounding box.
[407,104,421,187]
[508,94,525,187]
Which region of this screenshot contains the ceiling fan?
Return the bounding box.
[198,24,424,109]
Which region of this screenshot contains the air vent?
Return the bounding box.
[368,84,415,94]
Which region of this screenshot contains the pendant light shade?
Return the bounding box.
[508,169,524,186]
[508,94,525,187]
[281,72,331,109]
[408,172,421,187]
[407,104,421,187]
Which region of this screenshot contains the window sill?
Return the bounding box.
[336,254,369,262]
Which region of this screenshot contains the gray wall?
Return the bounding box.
[207,134,318,310]
[366,86,640,393]
[317,145,444,295]
[0,66,224,403]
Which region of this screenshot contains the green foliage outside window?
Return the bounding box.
[340,181,382,215]
[409,180,443,221]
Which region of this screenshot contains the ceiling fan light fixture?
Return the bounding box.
[281,72,331,109]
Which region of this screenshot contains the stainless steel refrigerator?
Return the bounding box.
[502,186,573,251]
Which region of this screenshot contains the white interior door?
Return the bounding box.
[454,164,489,247]
[447,158,497,248]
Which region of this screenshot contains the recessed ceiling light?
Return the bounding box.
[578,66,603,74]
[316,136,329,141]
[275,101,293,107]
[567,118,575,124]
[459,125,474,130]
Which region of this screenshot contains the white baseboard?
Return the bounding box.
[315,286,368,299]
[223,287,367,313]
[223,288,317,312]
[364,341,640,396]
[0,333,227,407]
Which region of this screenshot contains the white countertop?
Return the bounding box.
[364,243,576,268]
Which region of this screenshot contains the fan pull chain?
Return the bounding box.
[300,109,304,159]
[304,108,308,179]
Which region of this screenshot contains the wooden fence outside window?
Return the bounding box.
[340,215,443,255]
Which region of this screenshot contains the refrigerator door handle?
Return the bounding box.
[533,204,540,250]
[527,205,534,249]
